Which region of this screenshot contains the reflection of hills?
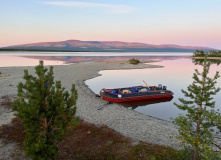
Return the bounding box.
[120,97,173,109]
[24,56,185,63]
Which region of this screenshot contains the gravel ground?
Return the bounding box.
[0,61,180,159]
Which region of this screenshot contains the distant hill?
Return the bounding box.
[0,40,215,52]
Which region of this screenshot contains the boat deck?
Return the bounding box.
[100,85,173,102]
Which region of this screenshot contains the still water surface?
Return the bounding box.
[0,51,192,57]
[86,58,221,121]
[1,52,220,121]
[0,55,65,67]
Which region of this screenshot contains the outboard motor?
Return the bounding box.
[158,84,162,90]
[163,86,167,90]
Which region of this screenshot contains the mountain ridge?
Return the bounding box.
[1,40,215,52]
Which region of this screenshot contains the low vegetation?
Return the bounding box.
[129,58,140,65]
[0,118,180,160]
[0,94,178,159]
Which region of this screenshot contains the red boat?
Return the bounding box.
[100,85,174,103]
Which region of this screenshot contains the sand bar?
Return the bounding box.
[0,61,180,159]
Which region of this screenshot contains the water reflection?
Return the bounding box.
[0,51,192,57]
[86,58,221,121]
[1,53,220,121]
[120,97,173,109]
[192,58,221,66]
[0,55,65,67]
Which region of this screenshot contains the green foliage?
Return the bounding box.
[129,58,140,65]
[174,55,221,159]
[12,61,78,160]
[192,50,221,66]
[193,50,221,57]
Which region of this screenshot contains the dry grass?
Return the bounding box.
[0,118,26,146]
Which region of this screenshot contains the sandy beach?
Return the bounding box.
[0,61,180,159]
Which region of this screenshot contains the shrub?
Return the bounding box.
[129,58,140,65]
[12,60,78,160]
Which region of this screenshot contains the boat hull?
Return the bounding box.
[100,88,174,103]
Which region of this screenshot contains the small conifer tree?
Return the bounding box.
[12,61,78,160]
[174,55,221,159]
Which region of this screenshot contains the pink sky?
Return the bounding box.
[1,0,221,49]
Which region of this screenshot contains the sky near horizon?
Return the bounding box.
[1,0,221,49]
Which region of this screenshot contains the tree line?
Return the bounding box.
[193,50,221,57]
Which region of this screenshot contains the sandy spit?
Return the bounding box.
[0,61,179,159]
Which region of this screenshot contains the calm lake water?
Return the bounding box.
[86,58,221,121]
[1,52,220,121]
[0,51,192,57]
[0,55,65,67]
[0,51,192,66]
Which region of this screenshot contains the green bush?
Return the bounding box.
[129,58,140,65]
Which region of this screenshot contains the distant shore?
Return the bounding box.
[0,60,180,159]
[192,56,221,60]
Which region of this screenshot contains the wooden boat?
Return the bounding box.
[100,84,174,103]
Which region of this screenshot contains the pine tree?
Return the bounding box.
[174,55,221,159]
[12,61,78,160]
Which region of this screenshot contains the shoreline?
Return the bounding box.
[0,61,179,158]
[192,56,221,60]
